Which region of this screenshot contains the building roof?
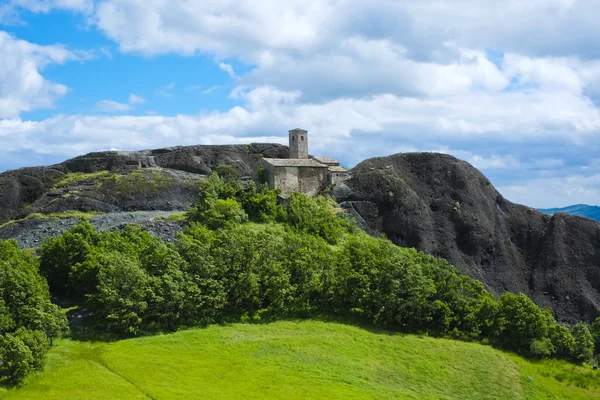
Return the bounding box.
[261,158,329,168]
[313,156,340,166]
[328,166,348,172]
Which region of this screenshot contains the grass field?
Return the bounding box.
[1,320,599,399]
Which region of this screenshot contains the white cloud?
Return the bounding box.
[219,62,237,79]
[0,31,81,118]
[95,100,131,112]
[10,0,93,13]
[96,93,146,112]
[157,82,175,98]
[0,0,93,23]
[128,93,145,104]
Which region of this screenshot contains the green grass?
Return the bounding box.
[2,321,599,400]
[24,211,103,221]
[54,171,113,188]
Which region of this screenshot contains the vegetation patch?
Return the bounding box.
[98,169,176,198]
[53,171,113,188]
[25,211,103,221]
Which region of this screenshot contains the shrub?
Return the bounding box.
[530,338,556,358]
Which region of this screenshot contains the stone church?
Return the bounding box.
[252,129,348,197]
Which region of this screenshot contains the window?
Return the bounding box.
[301,136,304,141]
[292,136,295,141]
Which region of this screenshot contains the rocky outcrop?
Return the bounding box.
[0,143,288,225]
[332,152,600,323]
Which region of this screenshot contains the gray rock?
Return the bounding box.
[332,152,600,323]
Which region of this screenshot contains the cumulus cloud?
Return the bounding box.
[0,31,82,118]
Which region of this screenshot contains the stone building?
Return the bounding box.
[252,129,348,197]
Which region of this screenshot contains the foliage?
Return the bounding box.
[591,317,600,354]
[0,240,67,385]
[38,220,100,296]
[571,322,594,362]
[494,293,549,353]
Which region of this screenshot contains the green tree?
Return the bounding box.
[590,317,600,354]
[571,323,594,362]
[38,221,99,296]
[494,293,549,354]
[0,240,66,384]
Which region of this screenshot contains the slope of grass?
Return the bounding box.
[1,321,599,400]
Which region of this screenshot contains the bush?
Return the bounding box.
[548,323,575,359]
[283,193,350,244]
[530,338,556,358]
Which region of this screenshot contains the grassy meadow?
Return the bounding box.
[1,320,599,400]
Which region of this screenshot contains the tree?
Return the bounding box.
[590,317,600,354]
[38,221,99,296]
[494,293,548,353]
[0,240,66,384]
[571,323,594,362]
[0,333,34,385]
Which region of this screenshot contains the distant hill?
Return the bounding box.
[539,204,600,222]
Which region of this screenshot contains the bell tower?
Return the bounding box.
[289,128,308,159]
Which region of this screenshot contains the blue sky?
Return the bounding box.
[2,1,600,208]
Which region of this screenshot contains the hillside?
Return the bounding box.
[332,152,600,323]
[539,204,600,222]
[2,320,598,400]
[2,146,600,323]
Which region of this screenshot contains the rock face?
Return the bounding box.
[0,143,288,225]
[332,152,600,323]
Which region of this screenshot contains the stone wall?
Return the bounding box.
[298,167,328,196]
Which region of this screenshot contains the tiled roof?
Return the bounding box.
[313,156,340,166]
[261,158,328,167]
[328,166,348,172]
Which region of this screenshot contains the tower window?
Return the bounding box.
[292,136,295,141]
[301,136,304,141]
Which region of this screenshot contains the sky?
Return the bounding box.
[2,1,600,208]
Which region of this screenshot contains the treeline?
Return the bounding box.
[3,166,600,384]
